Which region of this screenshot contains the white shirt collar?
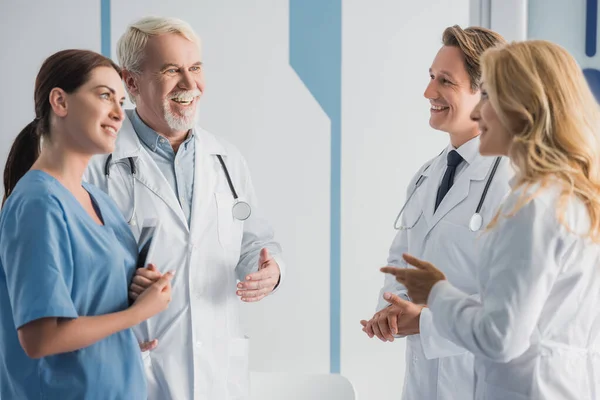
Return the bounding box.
[445,135,481,166]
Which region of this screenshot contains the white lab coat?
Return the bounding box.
[377,137,512,400]
[429,180,600,399]
[85,114,285,400]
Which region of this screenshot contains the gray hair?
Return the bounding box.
[116,16,202,102]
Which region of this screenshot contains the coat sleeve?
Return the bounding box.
[419,297,474,359]
[376,161,433,312]
[234,155,285,292]
[376,229,411,311]
[428,195,570,362]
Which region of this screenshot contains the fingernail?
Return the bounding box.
[169,270,176,276]
[383,292,391,300]
[246,276,251,281]
[237,284,242,288]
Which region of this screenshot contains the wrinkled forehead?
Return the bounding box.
[143,33,202,70]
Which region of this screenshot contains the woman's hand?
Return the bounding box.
[380,253,446,304]
[129,264,163,301]
[130,271,174,323]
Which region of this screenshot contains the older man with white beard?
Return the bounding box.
[85,16,285,400]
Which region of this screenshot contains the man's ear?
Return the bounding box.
[122,70,140,97]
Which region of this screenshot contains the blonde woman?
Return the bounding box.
[382,40,600,399]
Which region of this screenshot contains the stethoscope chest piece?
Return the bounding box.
[232,200,251,221]
[469,213,483,232]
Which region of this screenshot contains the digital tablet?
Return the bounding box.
[136,218,159,270]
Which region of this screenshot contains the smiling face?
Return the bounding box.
[424,45,481,142]
[470,82,513,156]
[59,66,126,155]
[124,33,205,137]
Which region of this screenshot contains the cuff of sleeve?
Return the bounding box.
[270,255,285,295]
[419,306,467,359]
[428,279,453,310]
[420,280,470,359]
[15,306,78,330]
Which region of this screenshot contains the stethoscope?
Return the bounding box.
[394,156,502,232]
[104,154,252,226]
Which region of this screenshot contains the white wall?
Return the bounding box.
[0,1,472,398]
[0,0,102,171]
[527,0,590,65]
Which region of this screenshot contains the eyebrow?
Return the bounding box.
[94,84,115,94]
[159,61,203,71]
[429,68,456,80]
[93,85,126,100]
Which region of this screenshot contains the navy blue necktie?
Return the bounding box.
[435,150,463,212]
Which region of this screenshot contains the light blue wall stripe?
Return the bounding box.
[289,0,342,374]
[100,0,111,57]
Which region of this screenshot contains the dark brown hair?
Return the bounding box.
[3,49,120,204]
[442,25,506,91]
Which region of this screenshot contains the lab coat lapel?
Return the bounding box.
[416,154,445,228]
[135,151,189,231]
[115,115,188,231]
[425,155,493,236]
[189,127,226,241]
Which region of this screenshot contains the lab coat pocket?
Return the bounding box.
[537,346,592,399]
[215,193,244,251]
[227,336,250,399]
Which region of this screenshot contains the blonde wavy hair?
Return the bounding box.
[484,40,600,241]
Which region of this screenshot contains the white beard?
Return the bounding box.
[163,101,197,131]
[163,89,202,131]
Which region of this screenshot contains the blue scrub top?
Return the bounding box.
[0,170,147,400]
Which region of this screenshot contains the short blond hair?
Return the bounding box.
[442,25,506,91]
[117,16,201,75]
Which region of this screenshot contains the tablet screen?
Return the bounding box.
[136,223,156,270]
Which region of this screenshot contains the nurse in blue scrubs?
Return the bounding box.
[0,49,174,400]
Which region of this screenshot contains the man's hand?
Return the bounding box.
[360,293,424,341]
[236,248,280,302]
[139,339,158,352]
[129,264,163,301]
